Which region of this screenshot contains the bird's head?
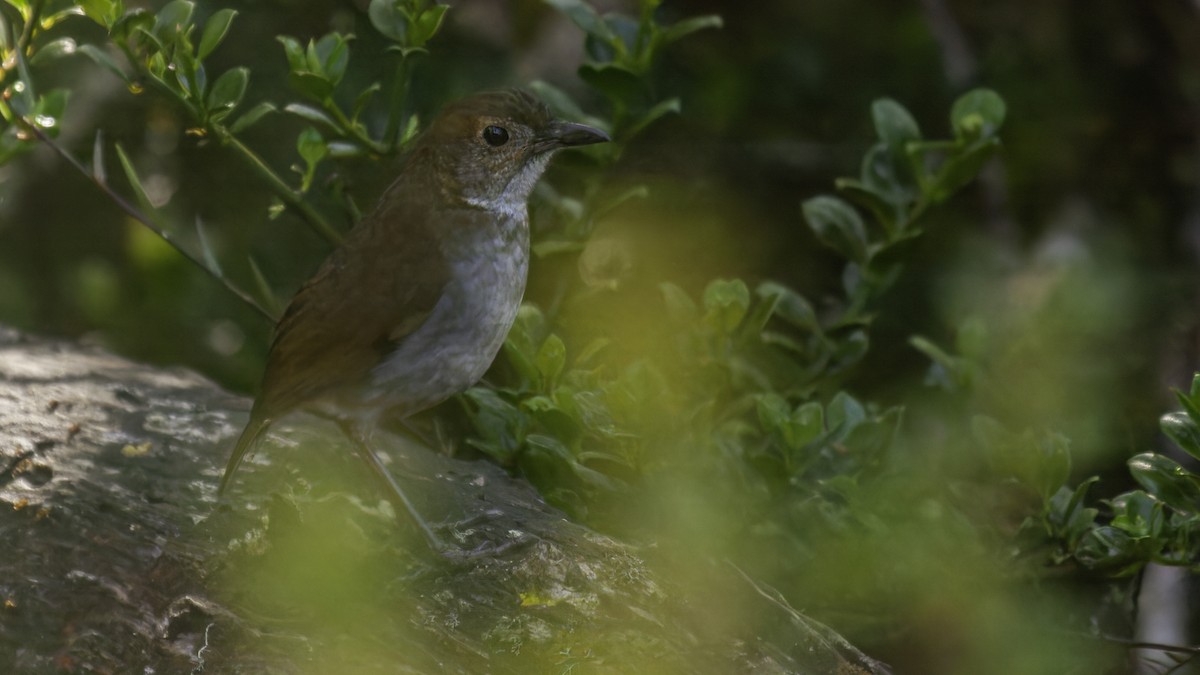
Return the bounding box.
[421,89,609,210]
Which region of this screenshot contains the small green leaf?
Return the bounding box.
[153,0,195,43]
[92,131,106,184]
[368,0,407,43]
[197,8,237,61]
[114,142,156,214]
[29,37,76,66]
[535,334,567,388]
[861,143,917,205]
[326,141,365,158]
[802,195,869,264]
[951,88,1006,139]
[754,281,819,333]
[309,33,350,85]
[871,98,921,146]
[195,217,221,274]
[283,103,339,132]
[351,82,381,122]
[927,138,999,203]
[1161,411,1200,462]
[661,14,722,44]
[703,278,750,333]
[528,80,589,123]
[545,0,616,44]
[228,102,276,134]
[826,391,866,434]
[627,97,680,139]
[578,62,644,107]
[411,4,449,47]
[296,127,327,192]
[297,127,327,164]
[206,66,248,113]
[78,0,121,27]
[247,256,282,318]
[277,35,306,72]
[1128,452,1200,514]
[659,282,697,322]
[835,178,900,233]
[287,72,335,102]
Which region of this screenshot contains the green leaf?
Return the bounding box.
[802,195,869,264]
[247,256,282,318]
[826,391,866,434]
[578,62,644,106]
[528,80,589,123]
[351,82,381,122]
[283,103,339,132]
[153,0,194,43]
[92,131,106,185]
[206,66,248,113]
[860,143,917,206]
[277,35,306,73]
[297,127,327,165]
[309,33,350,85]
[78,43,129,82]
[871,98,921,146]
[296,127,327,192]
[29,37,76,66]
[788,401,825,451]
[835,178,900,232]
[228,102,277,134]
[535,334,567,388]
[754,281,819,333]
[195,217,221,275]
[659,282,697,323]
[703,278,750,333]
[661,14,722,44]
[288,72,335,102]
[927,138,999,203]
[368,0,407,43]
[197,8,237,61]
[112,8,154,43]
[627,97,680,139]
[1128,452,1200,514]
[463,388,527,463]
[1161,411,1200,462]
[79,0,121,27]
[114,142,156,214]
[326,141,365,158]
[411,4,449,47]
[950,88,1006,140]
[544,0,616,44]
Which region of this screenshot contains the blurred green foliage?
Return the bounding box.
[4,0,1200,672]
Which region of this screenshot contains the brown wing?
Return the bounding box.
[254,203,449,419]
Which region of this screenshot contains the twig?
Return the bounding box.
[24,121,278,323]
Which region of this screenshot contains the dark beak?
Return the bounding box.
[544,120,610,148]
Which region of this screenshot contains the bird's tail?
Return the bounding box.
[219,413,272,496]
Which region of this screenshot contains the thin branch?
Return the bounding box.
[24,121,278,323]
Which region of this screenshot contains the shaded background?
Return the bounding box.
[2,0,1200,671]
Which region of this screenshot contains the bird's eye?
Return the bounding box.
[482,125,509,147]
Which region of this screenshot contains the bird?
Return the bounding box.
[218,89,609,552]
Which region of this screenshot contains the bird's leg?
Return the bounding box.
[337,419,446,553]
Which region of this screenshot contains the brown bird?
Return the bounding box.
[219,89,609,551]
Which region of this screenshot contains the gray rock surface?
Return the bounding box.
[0,325,889,674]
